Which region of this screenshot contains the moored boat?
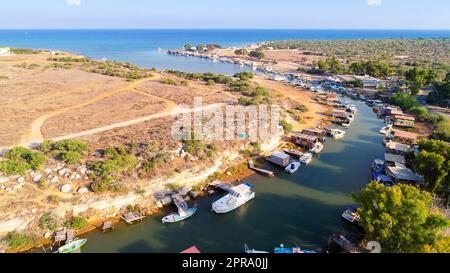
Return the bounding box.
[342,204,361,224]
[330,129,346,139]
[309,142,324,154]
[283,149,304,158]
[55,239,87,253]
[285,162,301,174]
[162,207,197,223]
[299,153,313,165]
[379,125,393,135]
[244,244,269,253]
[212,183,255,214]
[274,244,317,254]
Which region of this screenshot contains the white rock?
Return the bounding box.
[0,186,6,190]
[58,168,67,176]
[17,177,24,183]
[13,184,22,191]
[50,176,59,184]
[0,177,9,184]
[77,187,89,194]
[74,174,81,180]
[60,184,72,193]
[44,232,52,239]
[33,173,42,183]
[31,209,37,214]
[69,173,76,180]
[44,168,52,175]
[77,166,87,175]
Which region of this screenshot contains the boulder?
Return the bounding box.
[58,168,67,176]
[44,168,52,175]
[190,191,201,198]
[60,184,72,193]
[33,173,42,183]
[77,187,89,194]
[12,184,22,191]
[74,174,81,180]
[77,166,87,175]
[178,187,191,196]
[17,177,25,183]
[50,176,59,184]
[0,177,9,184]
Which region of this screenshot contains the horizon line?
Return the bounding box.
[1,28,450,31]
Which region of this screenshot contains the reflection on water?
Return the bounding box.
[79,98,384,253]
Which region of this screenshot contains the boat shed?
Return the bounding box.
[291,133,319,149]
[393,115,415,128]
[392,130,419,145]
[386,141,411,155]
[385,153,406,165]
[386,164,424,184]
[301,128,327,142]
[266,152,290,167]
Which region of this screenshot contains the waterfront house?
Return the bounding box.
[266,152,290,167]
[392,115,415,128]
[291,133,320,150]
[392,130,419,145]
[386,141,411,155]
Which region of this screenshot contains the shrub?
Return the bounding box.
[0,147,45,175]
[64,216,88,229]
[37,178,49,190]
[234,72,254,81]
[39,213,58,231]
[280,120,293,134]
[249,50,265,59]
[0,159,30,175]
[61,150,83,165]
[4,232,36,248]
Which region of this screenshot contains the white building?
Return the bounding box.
[0,47,12,57]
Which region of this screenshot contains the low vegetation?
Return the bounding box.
[40,140,88,165]
[3,232,36,249]
[0,147,46,175]
[64,216,88,229]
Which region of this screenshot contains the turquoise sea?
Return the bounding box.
[1,29,449,74]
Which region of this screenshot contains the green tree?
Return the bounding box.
[235,48,248,55]
[280,120,293,134]
[183,43,192,51]
[39,213,58,231]
[352,182,449,252]
[249,50,265,59]
[414,150,448,192]
[390,93,420,111]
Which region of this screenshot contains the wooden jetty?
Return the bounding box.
[121,212,145,224]
[101,221,114,232]
[171,193,189,213]
[248,160,274,177]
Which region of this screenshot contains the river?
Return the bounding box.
[76,97,384,253]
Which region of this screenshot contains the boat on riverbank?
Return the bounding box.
[285,162,301,174]
[309,142,324,154]
[342,205,360,224]
[299,153,313,165]
[212,183,255,214]
[55,239,87,253]
[330,129,346,139]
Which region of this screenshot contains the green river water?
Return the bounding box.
[77,97,384,253]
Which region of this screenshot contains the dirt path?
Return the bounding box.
[16,75,163,147]
[51,103,225,142]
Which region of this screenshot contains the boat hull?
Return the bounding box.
[56,239,87,254]
[162,208,197,223]
[212,193,255,214]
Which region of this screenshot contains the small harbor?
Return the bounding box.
[75,97,385,253]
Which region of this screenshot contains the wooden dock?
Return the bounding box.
[248,160,274,177]
[121,212,145,224]
[171,193,189,213]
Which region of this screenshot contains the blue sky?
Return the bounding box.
[1,0,449,29]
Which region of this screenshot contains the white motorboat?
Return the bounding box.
[212,183,255,214]
[330,129,346,139]
[342,205,361,224]
[285,162,301,174]
[245,244,269,254]
[299,153,313,165]
[162,207,197,223]
[309,142,324,154]
[379,125,393,135]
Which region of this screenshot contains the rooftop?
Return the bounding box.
[393,130,418,141]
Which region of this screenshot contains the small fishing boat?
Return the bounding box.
[299,153,313,165]
[55,239,87,253]
[379,125,393,135]
[309,142,324,154]
[283,149,304,158]
[274,244,317,254]
[330,129,346,139]
[371,159,385,173]
[244,244,269,254]
[285,162,301,174]
[342,205,361,224]
[341,123,350,128]
[212,183,255,214]
[162,207,197,224]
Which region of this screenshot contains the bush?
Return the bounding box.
[390,93,420,111]
[4,232,36,248]
[53,140,87,154]
[234,72,254,81]
[64,216,88,229]
[249,50,265,59]
[37,178,49,189]
[280,120,293,134]
[160,78,177,85]
[39,213,58,231]
[61,150,83,165]
[0,147,46,175]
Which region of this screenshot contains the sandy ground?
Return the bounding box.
[253,76,328,131]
